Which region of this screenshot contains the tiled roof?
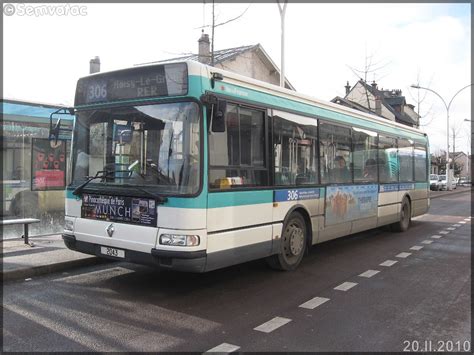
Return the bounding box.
[141,44,258,66]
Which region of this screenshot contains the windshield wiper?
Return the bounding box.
[72,170,118,196]
[131,186,168,204]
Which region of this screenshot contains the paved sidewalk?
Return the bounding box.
[1,234,106,282]
[1,187,471,282]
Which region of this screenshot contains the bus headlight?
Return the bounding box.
[159,234,200,247]
[64,219,74,233]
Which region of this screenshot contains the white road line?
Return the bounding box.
[299,296,330,310]
[452,224,461,227]
[446,227,456,231]
[421,240,433,244]
[464,218,471,221]
[459,221,466,224]
[431,235,442,239]
[439,231,450,234]
[358,270,380,278]
[396,252,411,258]
[410,245,424,250]
[334,282,358,291]
[254,317,292,333]
[380,260,398,267]
[206,343,240,353]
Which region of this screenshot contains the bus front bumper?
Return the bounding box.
[62,234,207,272]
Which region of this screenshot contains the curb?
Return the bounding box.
[430,188,472,200]
[1,256,113,282]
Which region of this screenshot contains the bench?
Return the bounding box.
[1,218,40,246]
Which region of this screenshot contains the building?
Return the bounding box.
[450,151,471,177]
[331,80,419,128]
[138,32,295,90]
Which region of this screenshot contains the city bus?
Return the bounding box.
[60,60,429,272]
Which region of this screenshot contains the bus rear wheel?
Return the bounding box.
[267,212,307,271]
[391,197,411,232]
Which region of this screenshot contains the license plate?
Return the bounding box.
[100,246,125,258]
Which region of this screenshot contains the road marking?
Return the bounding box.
[431,235,442,239]
[410,245,424,250]
[380,260,398,267]
[452,224,461,227]
[446,227,456,230]
[421,240,433,244]
[359,270,380,278]
[459,221,466,224]
[439,231,450,234]
[25,278,32,281]
[334,282,358,291]
[206,343,240,353]
[396,252,411,258]
[299,296,330,309]
[464,218,470,221]
[254,317,292,333]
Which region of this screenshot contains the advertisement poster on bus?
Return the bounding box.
[81,194,157,226]
[31,138,67,191]
[325,184,378,225]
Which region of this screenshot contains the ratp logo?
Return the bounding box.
[4,3,88,17]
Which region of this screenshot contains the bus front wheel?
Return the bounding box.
[391,197,411,232]
[267,212,307,271]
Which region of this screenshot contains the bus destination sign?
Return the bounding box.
[81,193,157,227]
[75,63,188,106]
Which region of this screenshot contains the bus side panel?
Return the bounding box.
[411,183,429,217]
[377,189,400,226]
[205,225,273,271]
[206,191,273,270]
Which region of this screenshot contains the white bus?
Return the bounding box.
[60,61,429,272]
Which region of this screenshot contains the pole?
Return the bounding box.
[277,0,288,88]
[410,84,472,190]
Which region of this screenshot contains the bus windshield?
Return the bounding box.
[72,101,200,195]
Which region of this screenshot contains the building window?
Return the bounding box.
[319,122,352,184]
[209,103,267,189]
[273,110,318,186]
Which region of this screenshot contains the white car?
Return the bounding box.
[438,175,456,190]
[429,174,440,191]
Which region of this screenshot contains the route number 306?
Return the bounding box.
[87,83,107,102]
[287,190,299,201]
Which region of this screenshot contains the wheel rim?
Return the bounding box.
[401,202,410,228]
[282,218,305,264]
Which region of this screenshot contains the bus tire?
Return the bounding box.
[391,197,411,232]
[266,212,307,271]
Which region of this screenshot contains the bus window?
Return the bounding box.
[398,138,414,182]
[319,122,352,184]
[208,104,267,189]
[352,127,378,182]
[414,143,427,182]
[272,111,318,186]
[378,135,398,183]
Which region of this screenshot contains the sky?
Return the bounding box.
[3,2,471,153]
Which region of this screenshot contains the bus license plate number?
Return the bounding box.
[100,246,125,258]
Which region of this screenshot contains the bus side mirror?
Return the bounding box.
[211,100,227,133]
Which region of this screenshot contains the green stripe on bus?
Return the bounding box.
[208,190,273,208]
[207,81,426,143]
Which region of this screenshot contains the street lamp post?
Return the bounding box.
[277,0,288,88]
[411,84,472,190]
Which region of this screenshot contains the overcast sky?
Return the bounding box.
[3,2,471,153]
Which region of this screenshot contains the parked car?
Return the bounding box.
[438,174,456,190]
[429,174,440,191]
[458,177,472,186]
